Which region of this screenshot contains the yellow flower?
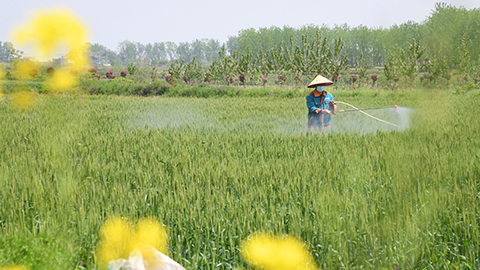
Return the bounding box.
[11,7,90,67]
[67,43,91,68]
[132,218,168,261]
[96,217,168,266]
[14,61,39,80]
[241,233,317,270]
[97,217,133,265]
[45,68,77,92]
[12,91,35,110]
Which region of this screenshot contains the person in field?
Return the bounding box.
[306,75,337,130]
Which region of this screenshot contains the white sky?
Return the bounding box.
[1,0,478,55]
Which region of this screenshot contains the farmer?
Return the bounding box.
[306,75,337,130]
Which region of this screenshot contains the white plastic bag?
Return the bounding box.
[108,245,185,270]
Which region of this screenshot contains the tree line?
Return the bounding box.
[89,39,224,66]
[233,3,480,68]
[164,3,480,88]
[0,2,478,71]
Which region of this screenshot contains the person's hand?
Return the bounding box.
[328,100,335,106]
[316,109,321,114]
[321,109,330,115]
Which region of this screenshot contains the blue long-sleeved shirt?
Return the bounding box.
[306,89,335,126]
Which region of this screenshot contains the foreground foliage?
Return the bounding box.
[0,91,479,269]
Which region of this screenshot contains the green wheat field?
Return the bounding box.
[0,90,479,269]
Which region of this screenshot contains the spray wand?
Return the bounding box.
[334,101,399,128]
[336,105,398,113]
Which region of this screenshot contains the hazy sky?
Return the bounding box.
[1,0,478,54]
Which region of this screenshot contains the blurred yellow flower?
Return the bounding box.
[11,7,90,67]
[46,68,77,92]
[0,68,4,79]
[67,43,91,68]
[133,218,168,255]
[96,217,168,266]
[97,217,133,265]
[12,91,35,110]
[241,233,317,270]
[14,60,39,80]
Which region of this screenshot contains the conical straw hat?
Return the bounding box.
[307,75,333,88]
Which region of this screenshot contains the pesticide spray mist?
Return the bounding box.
[127,101,415,135]
[328,106,415,134]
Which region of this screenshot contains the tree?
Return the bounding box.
[423,50,449,86]
[150,42,167,64]
[330,37,349,79]
[454,35,473,82]
[384,45,404,89]
[177,42,192,62]
[167,59,184,83]
[118,40,137,65]
[191,39,206,62]
[370,27,388,66]
[135,42,147,64]
[355,53,370,82]
[0,42,16,62]
[206,39,220,62]
[256,49,273,79]
[165,42,178,61]
[308,30,332,77]
[402,38,425,84]
[472,59,480,84]
[421,3,476,66]
[346,25,373,67]
[89,43,117,65]
[211,45,236,85]
[145,43,154,64]
[234,47,253,87]
[226,36,239,55]
[183,56,204,85]
[387,21,421,53]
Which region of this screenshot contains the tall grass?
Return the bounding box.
[0,91,479,269]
